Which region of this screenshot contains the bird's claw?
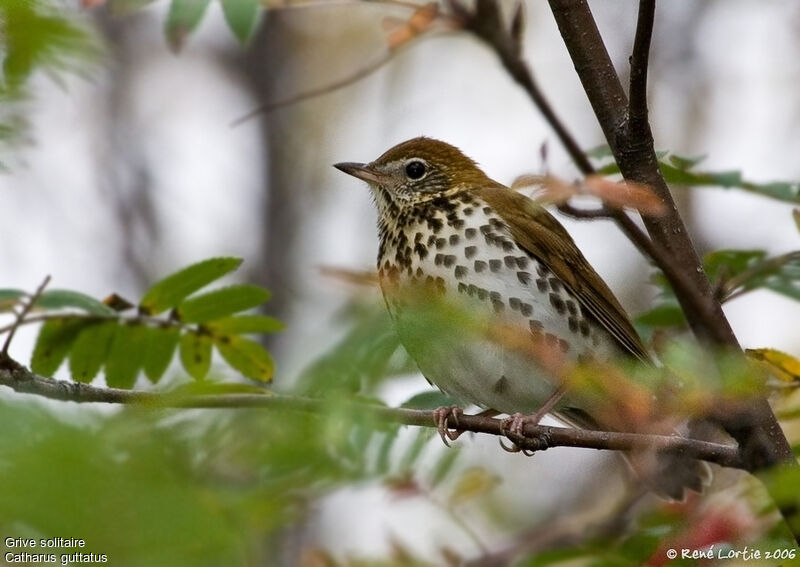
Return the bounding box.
[433,405,463,446]
[499,412,537,456]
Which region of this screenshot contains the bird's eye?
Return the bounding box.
[405,160,427,180]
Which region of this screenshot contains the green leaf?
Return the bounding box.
[220,0,260,44]
[0,289,25,312]
[214,335,274,382]
[585,145,613,159]
[206,314,284,335]
[68,320,117,383]
[105,324,149,389]
[164,0,212,52]
[139,257,242,315]
[591,147,800,204]
[35,289,116,316]
[143,326,181,384]
[31,318,94,377]
[596,162,621,176]
[297,304,409,396]
[109,0,159,15]
[704,249,766,281]
[707,249,800,302]
[177,285,270,323]
[668,153,706,170]
[742,181,799,202]
[793,209,800,233]
[401,390,459,410]
[375,427,400,475]
[634,303,686,329]
[398,428,435,471]
[179,331,212,380]
[744,253,800,302]
[430,448,461,488]
[2,1,99,90]
[660,162,800,203]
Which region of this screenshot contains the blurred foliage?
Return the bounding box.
[0,257,282,386]
[635,248,800,345]
[296,300,415,397]
[0,396,420,566]
[138,0,261,51]
[588,145,800,204]
[0,0,101,168]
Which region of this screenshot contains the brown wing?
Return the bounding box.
[475,184,649,361]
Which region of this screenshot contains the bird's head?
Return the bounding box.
[335,137,491,213]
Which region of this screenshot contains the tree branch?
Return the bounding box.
[546,0,794,463]
[628,0,655,134]
[0,356,742,469]
[545,0,798,542]
[545,0,736,346]
[450,0,724,333]
[449,0,594,175]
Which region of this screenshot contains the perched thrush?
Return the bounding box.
[335,137,709,500]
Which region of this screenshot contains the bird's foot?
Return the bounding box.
[433,405,463,446]
[500,386,567,454]
[499,413,539,456]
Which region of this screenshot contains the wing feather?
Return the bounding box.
[475,185,649,361]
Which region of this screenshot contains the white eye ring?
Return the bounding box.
[404,159,428,180]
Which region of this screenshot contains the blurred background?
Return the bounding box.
[1,0,799,565]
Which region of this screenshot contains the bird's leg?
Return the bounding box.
[500,386,567,455]
[433,405,463,446]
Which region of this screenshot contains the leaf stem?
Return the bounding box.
[1,276,51,356]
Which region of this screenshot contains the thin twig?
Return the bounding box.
[424,492,490,554]
[556,203,609,220]
[720,251,800,303]
[0,358,743,469]
[231,52,396,126]
[0,311,184,336]
[464,490,646,567]
[231,12,459,128]
[557,204,717,322]
[449,0,594,175]
[1,275,50,356]
[628,0,656,133]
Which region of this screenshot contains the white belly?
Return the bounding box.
[378,200,621,415]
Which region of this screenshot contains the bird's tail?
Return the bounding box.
[624,446,712,501]
[553,407,712,501]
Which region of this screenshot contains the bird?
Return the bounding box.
[334,136,710,500]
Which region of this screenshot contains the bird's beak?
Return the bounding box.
[334,162,386,185]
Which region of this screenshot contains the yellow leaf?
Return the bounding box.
[448,467,500,507]
[746,348,800,384]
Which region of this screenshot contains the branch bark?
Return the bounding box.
[0,356,742,469]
